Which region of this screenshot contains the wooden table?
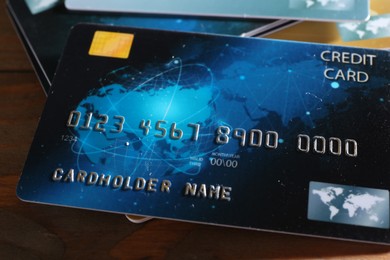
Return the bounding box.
[1,1,389,258]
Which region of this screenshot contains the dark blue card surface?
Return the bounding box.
[18,24,390,244]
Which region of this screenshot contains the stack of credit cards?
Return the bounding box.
[7,0,297,94]
[7,0,374,95]
[18,24,390,244]
[11,0,390,244]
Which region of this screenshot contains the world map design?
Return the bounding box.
[308,182,389,229]
[338,14,390,41]
[313,187,384,221]
[290,0,354,10]
[304,0,352,9]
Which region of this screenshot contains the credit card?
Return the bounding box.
[65,0,370,22]
[18,24,390,244]
[7,0,292,95]
[267,0,390,49]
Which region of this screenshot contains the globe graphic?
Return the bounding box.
[70,59,219,177]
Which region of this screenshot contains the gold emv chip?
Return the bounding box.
[89,31,134,59]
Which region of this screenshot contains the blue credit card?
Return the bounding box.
[18,24,390,244]
[65,0,370,22]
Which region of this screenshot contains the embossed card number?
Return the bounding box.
[66,110,358,157]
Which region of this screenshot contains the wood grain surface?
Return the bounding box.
[1,0,390,258]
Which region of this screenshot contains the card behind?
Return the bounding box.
[65,0,370,22]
